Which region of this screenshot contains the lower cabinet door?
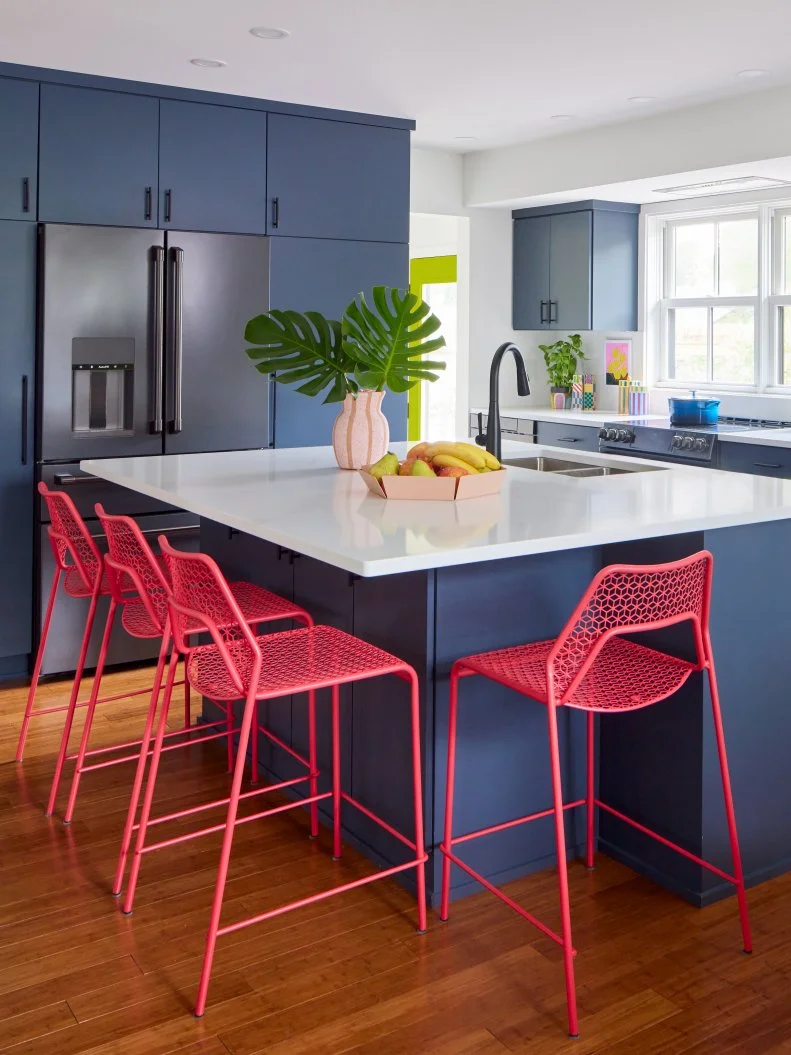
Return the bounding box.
[536,421,599,452]
[718,442,791,477]
[269,238,409,449]
[0,221,36,662]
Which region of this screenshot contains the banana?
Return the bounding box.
[425,442,487,470]
[431,453,480,473]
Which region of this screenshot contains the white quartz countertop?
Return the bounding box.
[718,429,791,448]
[81,443,791,577]
[470,407,666,426]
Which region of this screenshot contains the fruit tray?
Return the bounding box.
[359,441,506,502]
[359,469,504,501]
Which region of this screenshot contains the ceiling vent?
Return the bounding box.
[653,176,791,195]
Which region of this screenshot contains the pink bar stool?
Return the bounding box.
[54,505,313,840]
[16,484,168,809]
[439,551,751,1039]
[121,539,427,1018]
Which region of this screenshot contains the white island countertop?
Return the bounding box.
[82,443,791,577]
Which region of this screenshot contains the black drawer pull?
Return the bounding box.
[22,177,30,214]
[21,375,28,464]
[754,462,783,469]
[54,473,97,486]
[271,197,279,229]
[164,189,172,223]
[549,300,558,323]
[144,186,152,221]
[539,300,548,324]
[558,436,583,442]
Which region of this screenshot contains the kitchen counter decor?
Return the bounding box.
[245,286,446,469]
[360,441,504,501]
[539,333,587,409]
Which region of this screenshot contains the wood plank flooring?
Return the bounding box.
[1,666,791,1054]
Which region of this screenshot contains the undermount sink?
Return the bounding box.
[503,455,664,477]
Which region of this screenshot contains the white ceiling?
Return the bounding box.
[2,0,790,151]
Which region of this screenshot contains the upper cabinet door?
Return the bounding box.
[39,85,159,227]
[267,114,410,242]
[0,78,39,221]
[158,101,268,234]
[548,210,592,331]
[512,215,551,329]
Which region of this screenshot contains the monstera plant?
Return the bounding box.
[245,286,446,469]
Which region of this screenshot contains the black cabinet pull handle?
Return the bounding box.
[754,462,782,469]
[144,186,152,221]
[539,300,548,324]
[549,301,558,323]
[164,189,172,224]
[558,436,583,442]
[22,177,30,214]
[54,472,96,486]
[271,197,279,229]
[20,375,28,465]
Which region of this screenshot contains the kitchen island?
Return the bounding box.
[83,443,791,907]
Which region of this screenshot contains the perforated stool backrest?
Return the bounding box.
[38,481,102,594]
[159,537,261,698]
[95,504,171,632]
[548,550,712,705]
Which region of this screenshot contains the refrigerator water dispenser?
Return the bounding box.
[71,338,134,433]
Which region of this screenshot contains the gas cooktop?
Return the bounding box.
[598,416,791,464]
[616,416,791,434]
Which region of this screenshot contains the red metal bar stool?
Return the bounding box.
[16,484,166,799]
[121,539,427,1018]
[439,551,751,1039]
[54,505,314,846]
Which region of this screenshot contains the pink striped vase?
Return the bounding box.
[331,390,390,470]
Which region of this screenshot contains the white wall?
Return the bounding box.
[410,147,465,215]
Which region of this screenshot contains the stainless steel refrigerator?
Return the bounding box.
[36,223,271,674]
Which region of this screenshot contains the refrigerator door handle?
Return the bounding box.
[170,246,184,434]
[152,246,165,434]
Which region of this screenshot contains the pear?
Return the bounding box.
[411,458,436,477]
[367,452,399,479]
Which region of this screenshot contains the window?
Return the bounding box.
[651,200,791,392]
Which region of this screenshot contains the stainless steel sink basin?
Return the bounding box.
[503,455,663,476]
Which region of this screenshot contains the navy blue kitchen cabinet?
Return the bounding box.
[718,442,791,477]
[513,200,639,332]
[0,78,39,221]
[269,237,409,448]
[267,114,410,243]
[536,421,600,452]
[38,84,159,227]
[158,101,267,234]
[0,221,36,669]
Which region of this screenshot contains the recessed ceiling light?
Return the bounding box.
[628,96,655,104]
[249,26,290,39]
[737,68,768,79]
[549,114,575,122]
[190,57,227,68]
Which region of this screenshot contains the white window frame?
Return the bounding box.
[644,192,791,397]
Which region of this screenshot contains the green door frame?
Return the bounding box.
[408,254,458,441]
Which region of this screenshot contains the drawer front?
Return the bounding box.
[38,463,178,523]
[536,421,599,452]
[718,443,791,478]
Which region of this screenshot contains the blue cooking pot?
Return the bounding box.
[668,396,720,427]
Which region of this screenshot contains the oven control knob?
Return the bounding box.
[598,427,608,440]
[605,428,618,441]
[671,435,682,449]
[616,429,631,442]
[694,437,708,451]
[681,436,694,450]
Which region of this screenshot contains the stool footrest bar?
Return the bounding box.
[451,799,585,847]
[441,849,576,952]
[340,792,418,851]
[256,722,313,771]
[216,854,429,938]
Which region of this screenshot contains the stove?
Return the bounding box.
[597,416,791,465]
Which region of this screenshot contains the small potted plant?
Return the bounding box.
[245,286,446,469]
[538,334,587,409]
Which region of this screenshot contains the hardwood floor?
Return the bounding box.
[2,666,791,1054]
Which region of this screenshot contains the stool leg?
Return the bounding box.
[194,682,258,1018]
[308,690,319,839]
[112,632,170,897]
[250,700,259,785]
[707,660,752,954]
[45,578,101,818]
[586,710,596,870]
[63,599,116,824]
[547,700,579,1039]
[184,676,191,731]
[122,648,179,915]
[226,701,234,773]
[16,567,61,762]
[331,684,342,860]
[440,666,460,922]
[407,669,427,934]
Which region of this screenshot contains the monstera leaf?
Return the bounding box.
[342,287,446,393]
[244,309,355,404]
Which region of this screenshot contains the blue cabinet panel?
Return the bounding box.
[550,210,592,331]
[536,421,599,452]
[0,221,36,659]
[158,101,267,234]
[267,114,410,242]
[269,238,408,448]
[39,84,159,227]
[0,78,39,221]
[512,215,550,330]
[718,442,791,478]
[591,209,638,331]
